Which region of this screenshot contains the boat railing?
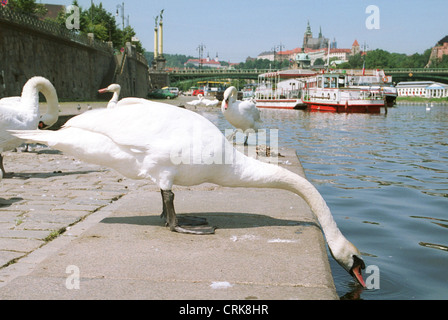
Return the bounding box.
[256,88,301,100]
[304,87,384,102]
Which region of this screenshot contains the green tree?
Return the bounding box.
[50,1,144,54]
[8,0,47,16]
[121,25,144,54]
[313,58,325,66]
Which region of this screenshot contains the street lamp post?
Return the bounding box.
[116,2,125,30]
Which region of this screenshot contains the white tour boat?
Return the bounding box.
[301,73,385,113]
[255,69,317,109]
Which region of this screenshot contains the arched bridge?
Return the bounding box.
[383,68,448,84]
[167,68,448,85]
[168,69,272,83]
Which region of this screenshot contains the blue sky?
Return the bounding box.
[41,0,448,62]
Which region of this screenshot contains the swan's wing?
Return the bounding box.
[237,100,262,122]
[0,97,21,107]
[63,101,224,152]
[0,105,35,150]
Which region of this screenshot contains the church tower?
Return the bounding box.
[351,39,360,56]
[303,21,312,49]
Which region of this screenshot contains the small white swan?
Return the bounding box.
[221,87,262,144]
[187,94,205,107]
[202,97,219,107]
[98,84,121,109]
[10,98,366,287]
[0,76,59,176]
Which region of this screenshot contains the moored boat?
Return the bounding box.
[255,69,316,109]
[302,73,385,113]
[343,69,397,107]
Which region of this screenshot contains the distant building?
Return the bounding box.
[329,48,352,61]
[351,40,361,56]
[427,36,448,67]
[256,21,361,68]
[257,51,275,61]
[296,53,311,68]
[41,4,65,20]
[396,81,448,98]
[302,21,329,50]
[184,54,222,69]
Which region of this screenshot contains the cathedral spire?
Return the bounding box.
[306,20,312,35]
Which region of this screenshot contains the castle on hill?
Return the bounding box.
[257,22,361,67]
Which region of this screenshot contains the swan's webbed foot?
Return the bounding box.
[160,190,216,235]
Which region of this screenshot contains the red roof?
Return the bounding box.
[278,47,303,56]
[185,58,220,65]
[352,40,360,47]
[330,48,351,53]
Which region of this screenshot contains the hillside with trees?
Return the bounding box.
[144,52,196,69]
[337,49,433,69]
[48,0,144,54]
[5,0,146,54]
[235,48,442,70]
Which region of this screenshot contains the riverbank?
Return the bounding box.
[396,96,448,104]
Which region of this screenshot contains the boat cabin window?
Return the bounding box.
[323,76,338,89]
[339,76,346,88]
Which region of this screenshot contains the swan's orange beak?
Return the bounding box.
[223,99,228,110]
[350,256,366,288]
[98,88,108,94]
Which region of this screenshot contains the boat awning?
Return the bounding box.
[259,69,317,79]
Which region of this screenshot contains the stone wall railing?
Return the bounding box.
[0,6,112,53]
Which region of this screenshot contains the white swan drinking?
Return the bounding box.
[0,76,59,176]
[10,97,366,287]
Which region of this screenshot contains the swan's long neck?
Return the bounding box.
[21,77,59,127]
[224,155,346,248]
[112,91,120,103]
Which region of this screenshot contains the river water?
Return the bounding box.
[200,103,448,300]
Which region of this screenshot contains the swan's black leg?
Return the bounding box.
[160,190,216,235]
[160,190,167,222]
[243,134,249,146]
[0,154,5,176]
[226,129,237,142]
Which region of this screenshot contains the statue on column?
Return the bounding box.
[159,9,164,22]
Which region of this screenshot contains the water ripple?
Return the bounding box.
[210,104,448,299]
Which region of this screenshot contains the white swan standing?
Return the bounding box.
[0,76,59,176]
[10,98,366,287]
[187,94,205,107]
[98,84,121,109]
[221,86,262,144]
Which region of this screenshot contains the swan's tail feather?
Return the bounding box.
[8,129,56,145]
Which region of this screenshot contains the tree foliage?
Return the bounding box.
[49,0,144,53]
[7,0,47,16]
[236,58,290,70]
[337,49,433,69]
